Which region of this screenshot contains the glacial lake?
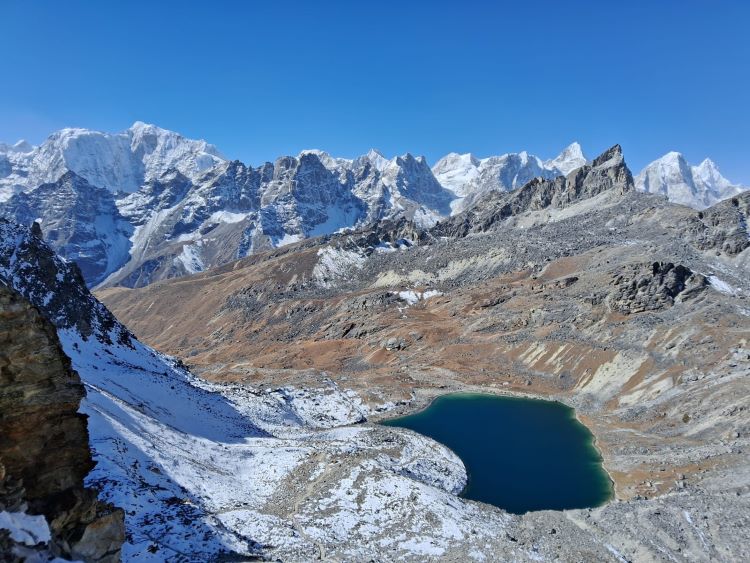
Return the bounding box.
[381,393,613,514]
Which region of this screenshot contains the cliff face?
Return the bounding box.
[431,144,633,237]
[0,285,124,561]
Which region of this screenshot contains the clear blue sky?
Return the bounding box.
[2,0,749,182]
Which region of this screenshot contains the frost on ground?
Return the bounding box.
[312,246,366,288]
[708,274,739,296]
[54,327,518,561]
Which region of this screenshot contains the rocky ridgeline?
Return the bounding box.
[606,262,708,314]
[0,286,124,561]
[0,219,131,345]
[0,171,133,285]
[431,145,633,237]
[681,191,750,256]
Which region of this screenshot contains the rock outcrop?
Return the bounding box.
[606,262,708,314]
[0,218,131,344]
[0,285,124,561]
[681,190,750,256]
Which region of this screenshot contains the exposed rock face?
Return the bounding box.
[432,144,633,237]
[680,190,750,256]
[0,171,133,286]
[0,285,124,561]
[100,150,450,288]
[0,219,131,344]
[606,262,708,314]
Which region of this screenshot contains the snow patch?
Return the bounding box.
[313,247,366,288]
[175,242,204,274]
[393,289,443,305]
[708,275,738,295]
[0,511,52,546]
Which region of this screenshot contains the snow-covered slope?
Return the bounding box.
[0,121,225,199]
[0,218,524,561]
[433,142,588,213]
[635,152,747,209]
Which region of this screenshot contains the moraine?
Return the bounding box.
[382,393,613,514]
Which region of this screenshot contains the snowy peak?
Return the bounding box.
[635,152,746,209]
[0,122,226,196]
[545,141,588,176]
[432,152,481,197]
[365,148,390,172]
[693,158,727,188]
[432,142,590,214]
[0,139,34,154]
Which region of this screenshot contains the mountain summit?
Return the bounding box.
[0,122,225,198]
[635,151,746,209]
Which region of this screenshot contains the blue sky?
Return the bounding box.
[2,1,749,182]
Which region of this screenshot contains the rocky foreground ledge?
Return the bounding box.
[0,285,125,561]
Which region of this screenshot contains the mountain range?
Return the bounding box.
[1,135,748,560]
[1,123,746,287]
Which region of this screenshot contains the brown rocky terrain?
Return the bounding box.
[0,285,124,562]
[97,149,750,561]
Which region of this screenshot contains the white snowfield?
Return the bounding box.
[52,326,518,561]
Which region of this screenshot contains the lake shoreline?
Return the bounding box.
[379,389,614,514]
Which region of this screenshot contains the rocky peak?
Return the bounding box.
[0,171,134,286]
[591,143,624,168]
[431,144,633,238]
[0,219,131,343]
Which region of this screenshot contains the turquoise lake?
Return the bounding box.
[381,393,613,514]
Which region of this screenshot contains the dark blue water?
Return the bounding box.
[381,393,612,514]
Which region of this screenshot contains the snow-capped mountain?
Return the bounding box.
[0,121,225,200]
[0,123,459,287]
[103,148,452,287]
[0,171,133,285]
[635,152,748,209]
[544,141,588,175]
[432,142,588,213]
[2,121,746,289]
